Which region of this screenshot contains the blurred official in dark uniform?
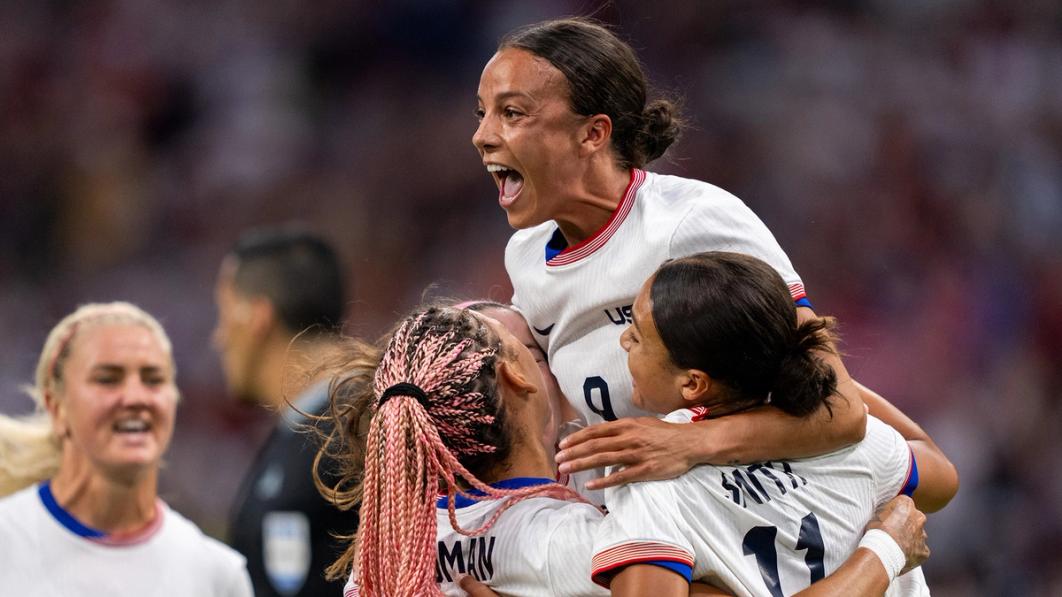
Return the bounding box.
[213,226,354,597]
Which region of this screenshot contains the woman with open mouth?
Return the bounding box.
[472,17,901,495]
[0,302,252,596]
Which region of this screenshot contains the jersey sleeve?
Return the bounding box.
[227,565,255,597]
[544,504,610,596]
[591,480,695,588]
[861,416,919,505]
[668,192,809,305]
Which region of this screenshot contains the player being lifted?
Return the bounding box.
[475,17,882,489]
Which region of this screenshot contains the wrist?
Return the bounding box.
[686,419,730,466]
[858,529,906,583]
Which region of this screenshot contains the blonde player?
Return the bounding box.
[473,18,874,490]
[590,253,958,596]
[0,302,252,596]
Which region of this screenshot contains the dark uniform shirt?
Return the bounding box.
[229,384,356,597]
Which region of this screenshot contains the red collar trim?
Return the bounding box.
[547,169,645,267]
[92,501,165,546]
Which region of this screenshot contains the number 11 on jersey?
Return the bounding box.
[742,512,825,597]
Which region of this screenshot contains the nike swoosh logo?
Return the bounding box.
[532,323,555,335]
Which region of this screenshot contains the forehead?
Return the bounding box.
[477,307,534,346]
[633,277,653,315]
[68,324,170,369]
[216,257,239,292]
[479,48,568,100]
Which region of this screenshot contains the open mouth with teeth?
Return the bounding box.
[487,164,525,208]
[113,419,152,434]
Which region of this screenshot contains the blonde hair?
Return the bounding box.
[0,302,175,497]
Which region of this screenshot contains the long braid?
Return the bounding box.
[355,308,587,596]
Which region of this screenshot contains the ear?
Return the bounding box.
[44,391,69,439]
[679,369,713,405]
[245,297,278,338]
[578,114,613,157]
[497,360,538,397]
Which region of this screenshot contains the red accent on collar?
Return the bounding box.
[93,500,165,546]
[547,169,645,267]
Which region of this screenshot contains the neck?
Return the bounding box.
[482,433,555,484]
[259,334,340,410]
[554,161,632,247]
[49,458,158,534]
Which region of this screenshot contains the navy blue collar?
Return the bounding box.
[544,228,567,261]
[38,481,106,538]
[436,477,556,509]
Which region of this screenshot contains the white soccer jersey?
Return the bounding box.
[344,478,607,597]
[0,482,253,597]
[591,415,928,597]
[506,169,806,425]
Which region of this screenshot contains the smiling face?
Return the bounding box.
[619,277,689,414]
[473,48,589,229]
[50,323,178,479]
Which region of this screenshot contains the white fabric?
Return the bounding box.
[0,485,253,597]
[435,494,607,596]
[507,170,804,426]
[859,529,907,582]
[344,493,607,597]
[592,415,929,597]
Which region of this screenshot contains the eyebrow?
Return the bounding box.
[478,90,535,104]
[90,364,165,374]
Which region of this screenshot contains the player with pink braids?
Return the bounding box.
[336,306,603,596]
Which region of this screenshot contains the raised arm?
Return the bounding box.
[859,382,959,512]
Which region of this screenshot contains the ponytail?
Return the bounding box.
[636,98,683,165]
[349,308,585,596]
[768,317,839,418]
[0,414,59,497]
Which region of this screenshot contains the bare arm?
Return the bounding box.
[859,383,959,512]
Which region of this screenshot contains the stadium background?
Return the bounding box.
[1,1,1059,595]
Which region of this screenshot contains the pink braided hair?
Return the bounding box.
[355,308,586,596]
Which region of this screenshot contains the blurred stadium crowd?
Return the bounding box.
[1,1,1059,595]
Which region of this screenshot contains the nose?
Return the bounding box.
[472,114,499,154]
[121,378,153,407]
[619,327,633,352]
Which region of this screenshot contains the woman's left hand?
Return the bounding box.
[555,418,695,489]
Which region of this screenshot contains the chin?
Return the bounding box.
[504,200,548,230]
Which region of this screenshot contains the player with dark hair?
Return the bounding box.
[591,252,958,595]
[474,17,880,489]
[213,225,353,597]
